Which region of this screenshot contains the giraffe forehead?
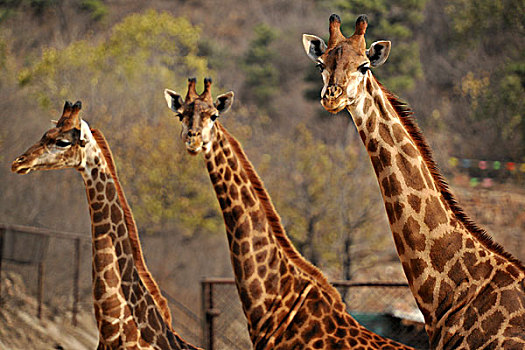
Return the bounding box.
[184,103,216,126]
[193,99,215,112]
[323,40,367,69]
[44,127,61,139]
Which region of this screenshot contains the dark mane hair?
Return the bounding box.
[90,128,175,328]
[375,77,525,272]
[216,122,345,302]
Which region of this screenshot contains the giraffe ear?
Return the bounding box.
[214,91,234,115]
[367,41,391,67]
[164,89,184,114]
[302,34,327,62]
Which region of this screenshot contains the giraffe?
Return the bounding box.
[12,101,200,350]
[303,14,525,349]
[164,77,415,349]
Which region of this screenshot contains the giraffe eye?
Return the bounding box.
[358,63,370,74]
[210,112,219,122]
[315,62,325,73]
[56,139,71,148]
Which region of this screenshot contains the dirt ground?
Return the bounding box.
[0,271,98,350]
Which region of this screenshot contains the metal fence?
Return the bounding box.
[0,223,89,324]
[1,224,430,349]
[201,278,430,350]
[0,223,204,346]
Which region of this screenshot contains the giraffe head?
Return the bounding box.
[164,77,234,155]
[12,100,90,174]
[303,14,391,113]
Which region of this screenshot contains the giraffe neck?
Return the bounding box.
[204,123,309,339]
[347,75,525,341]
[78,128,196,349]
[203,122,410,348]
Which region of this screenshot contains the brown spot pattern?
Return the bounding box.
[378,123,395,147]
[402,216,425,251]
[429,231,462,272]
[396,153,425,190]
[424,196,448,231]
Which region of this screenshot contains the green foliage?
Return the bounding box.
[241,23,279,111]
[18,10,223,235]
[254,122,385,272]
[79,0,107,22]
[0,33,16,87]
[464,65,525,157]
[19,10,208,100]
[446,0,525,159]
[445,0,523,44]
[117,119,222,236]
[0,0,57,16]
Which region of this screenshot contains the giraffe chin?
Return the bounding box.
[11,161,32,174]
[185,146,202,156]
[13,166,31,174]
[321,99,347,114]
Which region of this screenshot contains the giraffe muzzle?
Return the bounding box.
[11,156,31,174]
[324,85,343,99]
[322,85,347,113]
[185,136,203,154]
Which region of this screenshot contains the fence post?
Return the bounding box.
[72,238,80,326]
[37,261,44,320]
[0,228,4,299]
[201,279,221,350]
[201,281,208,349]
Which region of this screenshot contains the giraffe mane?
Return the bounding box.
[375,77,525,273]
[216,122,346,302]
[90,128,174,329]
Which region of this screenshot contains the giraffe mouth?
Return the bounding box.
[13,166,31,174]
[185,146,202,155]
[321,98,347,114]
[11,158,32,174]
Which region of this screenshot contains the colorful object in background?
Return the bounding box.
[449,157,525,172]
[448,157,525,188]
[481,178,493,188]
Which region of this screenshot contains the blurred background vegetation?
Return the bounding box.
[0,0,523,344]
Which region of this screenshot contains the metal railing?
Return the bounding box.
[201,278,430,350]
[0,223,89,325]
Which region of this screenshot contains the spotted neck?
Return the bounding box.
[202,121,413,349]
[347,75,525,346]
[79,128,198,349]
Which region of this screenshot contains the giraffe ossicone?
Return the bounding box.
[12,100,200,350]
[303,14,525,349]
[164,77,415,349]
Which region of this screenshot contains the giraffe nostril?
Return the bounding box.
[16,156,26,163]
[325,85,342,99]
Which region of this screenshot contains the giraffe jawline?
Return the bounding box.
[11,161,32,174]
[186,147,201,156]
[14,166,31,174]
[322,103,347,114]
[321,98,347,114]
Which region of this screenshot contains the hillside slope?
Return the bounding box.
[0,271,97,350]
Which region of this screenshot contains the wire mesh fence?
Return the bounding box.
[1,224,430,349]
[201,278,430,350]
[0,223,91,324]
